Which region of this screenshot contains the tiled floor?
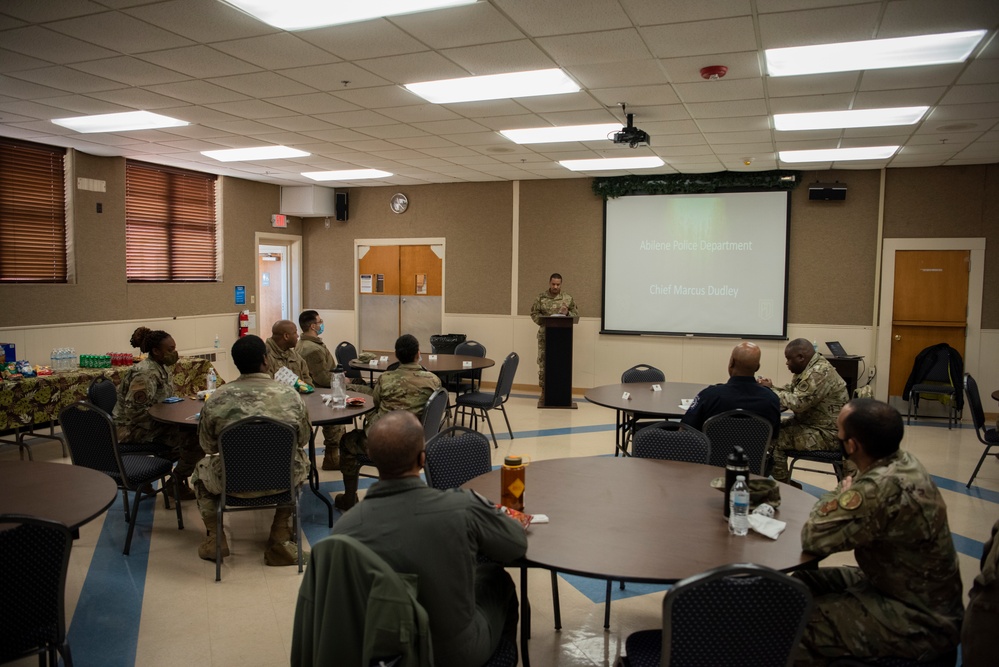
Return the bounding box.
[4,391,997,667]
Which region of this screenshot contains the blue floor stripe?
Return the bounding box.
[932,474,999,503]
[68,491,154,667]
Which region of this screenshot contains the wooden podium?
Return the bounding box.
[539,315,578,409]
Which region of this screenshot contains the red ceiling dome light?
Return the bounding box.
[700,65,728,80]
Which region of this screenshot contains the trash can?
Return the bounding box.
[429,334,466,354]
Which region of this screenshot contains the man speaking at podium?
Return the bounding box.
[530,273,578,398]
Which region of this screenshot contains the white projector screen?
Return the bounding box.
[602,191,790,338]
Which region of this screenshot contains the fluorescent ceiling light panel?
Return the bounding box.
[222,0,476,30]
[302,169,393,181]
[500,124,621,144]
[774,107,929,131]
[766,30,986,77]
[778,146,899,163]
[201,146,310,162]
[559,156,665,172]
[405,68,580,104]
[51,111,188,133]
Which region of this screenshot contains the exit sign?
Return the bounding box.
[271,214,288,228]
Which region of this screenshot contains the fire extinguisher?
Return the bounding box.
[238,310,250,338]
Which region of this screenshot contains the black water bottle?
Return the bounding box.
[724,445,749,518]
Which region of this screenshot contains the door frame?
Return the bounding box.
[354,237,446,343]
[875,237,984,402]
[254,232,302,336]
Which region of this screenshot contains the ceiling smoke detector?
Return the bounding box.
[700,65,728,80]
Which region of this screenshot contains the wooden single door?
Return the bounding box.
[887,250,969,396]
[258,252,285,332]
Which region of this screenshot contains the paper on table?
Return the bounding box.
[273,366,299,387]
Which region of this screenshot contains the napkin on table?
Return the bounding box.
[747,503,786,539]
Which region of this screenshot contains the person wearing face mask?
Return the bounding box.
[297,310,348,471]
[113,326,200,499]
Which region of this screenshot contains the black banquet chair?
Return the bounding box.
[87,377,173,458]
[424,426,492,490]
[444,339,487,395]
[903,343,963,429]
[216,416,303,581]
[335,341,368,386]
[963,373,999,488]
[632,421,711,464]
[59,401,183,556]
[421,387,451,442]
[454,352,519,448]
[703,409,773,474]
[619,563,812,667]
[0,514,75,667]
[618,363,667,457]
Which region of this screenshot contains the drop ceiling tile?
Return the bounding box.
[659,52,763,83]
[447,155,502,166]
[69,56,191,87]
[566,60,670,89]
[859,64,965,91]
[959,59,999,85]
[146,80,251,105]
[907,132,977,146]
[916,120,991,136]
[475,114,548,131]
[47,12,195,54]
[0,0,106,22]
[208,72,317,98]
[768,93,857,113]
[124,0,277,43]
[954,141,999,158]
[757,3,882,49]
[685,99,769,119]
[673,78,765,104]
[855,87,949,107]
[640,17,758,58]
[590,84,681,107]
[312,110,398,128]
[212,34,337,70]
[767,73,860,98]
[157,124,234,139]
[897,142,963,155]
[156,138,233,152]
[34,95,127,115]
[649,130,707,146]
[263,93,360,116]
[301,128,379,143]
[0,99,75,120]
[541,109,624,125]
[376,105,463,123]
[356,124,430,140]
[516,92,604,114]
[657,144,721,157]
[774,129,843,141]
[698,116,770,132]
[277,63,391,91]
[198,118,290,135]
[450,131,513,146]
[369,149,432,161]
[878,0,999,37]
[392,135,464,150]
[389,2,524,49]
[334,138,406,152]
[331,86,423,109]
[492,0,632,36]
[1,26,117,63]
[621,0,753,25]
[941,84,999,105]
[139,46,263,78]
[441,40,557,76]
[0,75,73,100]
[9,66,129,94]
[296,20,427,60]
[927,102,999,121]
[714,143,776,154]
[0,49,55,73]
[703,130,773,144]
[420,146,481,158]
[157,105,243,124]
[250,131,316,146]
[440,100,533,119]
[410,118,490,135]
[535,29,653,67]
[356,52,469,85]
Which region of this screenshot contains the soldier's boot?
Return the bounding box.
[321,446,340,471]
[198,514,229,561]
[334,476,359,512]
[264,506,300,566]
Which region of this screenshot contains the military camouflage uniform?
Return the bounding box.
[530,289,577,388]
[769,353,848,482]
[297,333,353,458]
[192,372,310,520]
[339,362,441,481]
[793,449,963,665]
[962,518,999,667]
[265,336,313,386]
[112,357,201,476]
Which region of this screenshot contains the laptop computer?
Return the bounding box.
[825,341,862,359]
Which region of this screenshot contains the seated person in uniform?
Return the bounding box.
[793,399,963,665]
[758,338,849,483]
[191,335,310,566]
[681,341,781,434]
[336,333,441,511]
[962,517,999,667]
[333,411,527,667]
[113,326,201,499]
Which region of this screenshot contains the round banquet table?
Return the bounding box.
[584,381,708,455]
[463,456,821,666]
[0,460,118,533]
[349,353,494,386]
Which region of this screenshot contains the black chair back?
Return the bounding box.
[218,417,297,504]
[336,341,363,381]
[448,340,487,393]
[632,421,711,464]
[424,426,492,490]
[621,364,665,384]
[964,373,986,432]
[87,377,118,415]
[59,401,124,479]
[422,387,450,441]
[492,352,519,408]
[0,514,74,667]
[703,409,773,475]
[662,564,811,666]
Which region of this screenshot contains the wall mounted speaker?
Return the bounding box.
[808,182,847,201]
[335,192,348,221]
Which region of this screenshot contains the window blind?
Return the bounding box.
[0,138,67,283]
[125,161,218,282]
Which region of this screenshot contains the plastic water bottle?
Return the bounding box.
[214,334,220,349]
[50,348,57,371]
[724,445,749,518]
[729,476,750,536]
[207,368,217,392]
[331,368,347,409]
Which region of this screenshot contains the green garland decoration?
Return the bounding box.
[592,170,802,199]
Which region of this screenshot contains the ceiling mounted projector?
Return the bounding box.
[612,110,650,148]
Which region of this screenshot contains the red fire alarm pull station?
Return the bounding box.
[271,214,288,228]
